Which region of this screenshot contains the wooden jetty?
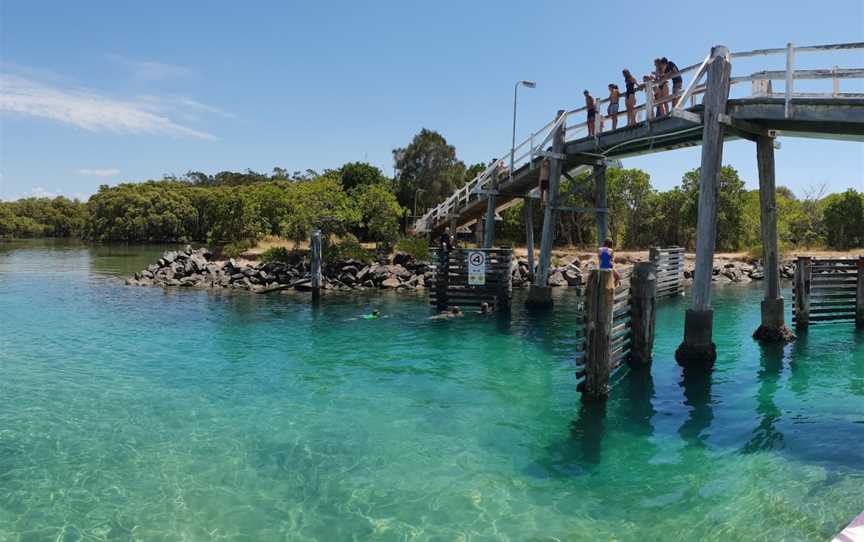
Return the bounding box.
[414,40,864,364]
[429,247,512,312]
[650,247,685,299]
[577,262,657,401]
[793,256,864,329]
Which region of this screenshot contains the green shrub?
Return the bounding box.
[324,234,374,264]
[222,239,255,258]
[395,236,430,262]
[260,246,296,264]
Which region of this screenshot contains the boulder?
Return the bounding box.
[381,277,401,289]
[563,269,582,287]
[549,271,568,287]
[392,252,414,267]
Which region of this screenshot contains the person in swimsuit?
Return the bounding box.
[654,58,670,116]
[362,309,381,320]
[584,90,597,136]
[622,69,639,127]
[607,84,620,130]
[477,302,494,314]
[538,158,550,206]
[662,57,683,106]
[430,306,464,320]
[598,238,621,286]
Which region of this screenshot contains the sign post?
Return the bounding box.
[468,250,486,286]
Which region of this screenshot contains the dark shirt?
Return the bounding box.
[666,61,682,84]
[625,78,637,96]
[440,232,452,250]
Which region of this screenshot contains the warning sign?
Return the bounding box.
[468,251,486,285]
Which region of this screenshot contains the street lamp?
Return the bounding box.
[511,80,537,182]
[413,188,426,223]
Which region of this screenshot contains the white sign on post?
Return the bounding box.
[468,251,486,286]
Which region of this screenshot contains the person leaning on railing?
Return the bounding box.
[653,58,670,116]
[662,57,683,104]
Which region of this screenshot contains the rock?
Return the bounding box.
[563,269,582,286]
[549,271,568,287]
[392,252,414,267]
[381,277,401,289]
[388,264,412,280]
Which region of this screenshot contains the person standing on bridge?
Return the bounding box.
[607,84,620,130]
[584,90,597,136]
[622,70,640,127]
[654,58,670,116]
[662,57,683,106]
[599,238,621,287]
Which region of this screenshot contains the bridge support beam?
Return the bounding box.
[676,46,731,367]
[594,163,608,244]
[524,201,535,281]
[482,171,499,248]
[753,135,795,342]
[527,110,566,308]
[473,220,484,246]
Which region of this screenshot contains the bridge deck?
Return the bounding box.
[428,96,864,235]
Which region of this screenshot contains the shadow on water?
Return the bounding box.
[742,342,786,453]
[678,365,714,446]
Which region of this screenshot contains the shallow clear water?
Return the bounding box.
[1,240,862,541]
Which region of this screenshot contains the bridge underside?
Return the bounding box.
[427,97,864,236]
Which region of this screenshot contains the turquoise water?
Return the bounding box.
[1,241,862,541]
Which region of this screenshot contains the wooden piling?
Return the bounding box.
[594,163,608,244]
[630,262,657,368]
[524,202,535,281]
[583,269,615,400]
[676,45,731,367]
[857,256,864,328]
[793,256,811,329]
[310,229,322,302]
[483,166,499,249]
[527,110,566,308]
[435,246,450,312]
[753,134,794,342]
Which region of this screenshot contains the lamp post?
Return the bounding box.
[511,80,537,182]
[413,188,426,223]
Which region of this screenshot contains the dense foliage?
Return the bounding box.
[497,167,863,252]
[1,125,861,253]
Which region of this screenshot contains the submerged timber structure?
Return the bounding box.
[414,41,864,365]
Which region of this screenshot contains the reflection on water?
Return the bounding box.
[1,240,863,540]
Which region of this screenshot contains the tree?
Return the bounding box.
[338,162,388,191]
[352,183,403,245]
[823,189,864,249]
[681,165,746,251]
[392,129,467,209]
[279,177,360,243]
[607,168,655,246]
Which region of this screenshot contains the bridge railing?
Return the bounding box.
[414,41,864,233]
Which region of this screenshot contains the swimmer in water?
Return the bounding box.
[362,309,381,320]
[430,306,464,320]
[477,302,493,314]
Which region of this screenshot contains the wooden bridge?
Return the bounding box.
[414,41,864,364]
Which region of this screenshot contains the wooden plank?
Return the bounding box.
[584,269,615,399]
[794,256,811,328]
[857,257,864,328]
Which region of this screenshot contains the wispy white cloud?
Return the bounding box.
[106,55,194,81]
[0,73,218,140]
[77,168,120,177]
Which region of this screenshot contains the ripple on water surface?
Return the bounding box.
[0,241,862,541]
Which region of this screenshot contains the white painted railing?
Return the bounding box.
[413,41,864,233]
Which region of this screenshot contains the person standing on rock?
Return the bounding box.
[440,227,453,252]
[599,238,621,287]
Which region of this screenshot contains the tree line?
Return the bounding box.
[1,128,862,252]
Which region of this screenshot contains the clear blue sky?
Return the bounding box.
[1,0,862,201]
